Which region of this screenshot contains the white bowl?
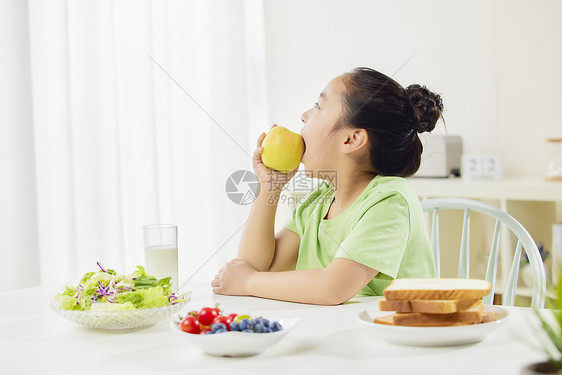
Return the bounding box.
[50,296,190,330]
[169,318,298,356]
[358,305,509,347]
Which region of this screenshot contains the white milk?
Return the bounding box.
[144,245,178,291]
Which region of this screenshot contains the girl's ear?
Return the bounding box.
[342,128,369,154]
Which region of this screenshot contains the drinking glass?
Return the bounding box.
[143,224,178,291]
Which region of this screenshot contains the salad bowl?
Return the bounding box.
[50,295,189,330]
[50,262,189,330]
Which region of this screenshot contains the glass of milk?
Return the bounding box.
[143,224,178,291]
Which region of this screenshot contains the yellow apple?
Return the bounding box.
[261,126,304,173]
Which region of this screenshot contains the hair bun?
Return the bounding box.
[405,84,444,133]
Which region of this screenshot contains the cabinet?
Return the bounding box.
[406,177,562,301]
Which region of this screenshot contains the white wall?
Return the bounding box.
[263,0,562,178]
[495,0,562,176]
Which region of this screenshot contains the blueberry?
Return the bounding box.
[264,327,272,333]
[205,331,215,334]
[238,320,247,331]
[261,319,270,328]
[229,322,240,331]
[239,319,254,331]
[215,328,227,334]
[211,323,226,332]
[254,323,265,333]
[271,321,282,332]
[242,329,253,333]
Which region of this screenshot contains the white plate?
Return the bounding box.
[358,305,509,347]
[170,318,298,357]
[50,296,190,330]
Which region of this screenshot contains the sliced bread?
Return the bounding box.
[374,314,396,326]
[383,278,492,301]
[378,298,481,314]
[374,314,474,327]
[374,300,484,327]
[480,310,496,323]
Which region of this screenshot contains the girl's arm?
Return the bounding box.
[236,190,281,271]
[236,192,300,272]
[269,228,300,272]
[236,127,300,271]
[212,258,378,305]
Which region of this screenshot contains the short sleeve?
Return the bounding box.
[334,194,410,279]
[284,206,300,237]
[283,181,332,238]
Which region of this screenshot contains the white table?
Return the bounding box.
[0,283,550,375]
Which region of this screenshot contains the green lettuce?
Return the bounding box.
[116,286,169,309]
[54,264,184,311]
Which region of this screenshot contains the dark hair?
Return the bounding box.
[341,67,444,177]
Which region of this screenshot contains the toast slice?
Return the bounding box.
[480,311,496,323]
[378,298,481,314]
[374,300,484,327]
[374,313,474,327]
[383,278,492,301]
[374,314,396,326]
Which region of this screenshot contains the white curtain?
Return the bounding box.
[0,0,268,292]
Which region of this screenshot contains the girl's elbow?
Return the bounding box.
[311,295,344,306]
[322,295,349,306]
[320,283,356,305]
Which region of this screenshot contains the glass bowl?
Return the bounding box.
[50,296,190,330]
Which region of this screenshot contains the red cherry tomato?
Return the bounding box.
[227,313,238,322]
[212,315,232,330]
[180,316,201,334]
[198,306,221,326]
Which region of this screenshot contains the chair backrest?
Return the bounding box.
[421,197,546,308]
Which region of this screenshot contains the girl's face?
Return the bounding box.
[300,75,347,175]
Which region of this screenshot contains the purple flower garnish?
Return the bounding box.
[93,280,118,303]
[75,284,84,305]
[97,262,107,273]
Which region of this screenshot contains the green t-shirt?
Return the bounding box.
[284,175,436,296]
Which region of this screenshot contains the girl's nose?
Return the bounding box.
[301,111,308,124]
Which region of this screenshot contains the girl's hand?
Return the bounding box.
[253,124,299,196]
[211,259,257,296]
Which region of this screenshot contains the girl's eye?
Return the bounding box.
[314,102,320,109]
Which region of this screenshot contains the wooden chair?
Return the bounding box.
[421,198,546,308]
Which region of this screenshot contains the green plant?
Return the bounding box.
[535,275,562,368]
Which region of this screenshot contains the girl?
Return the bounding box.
[212,67,443,305]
